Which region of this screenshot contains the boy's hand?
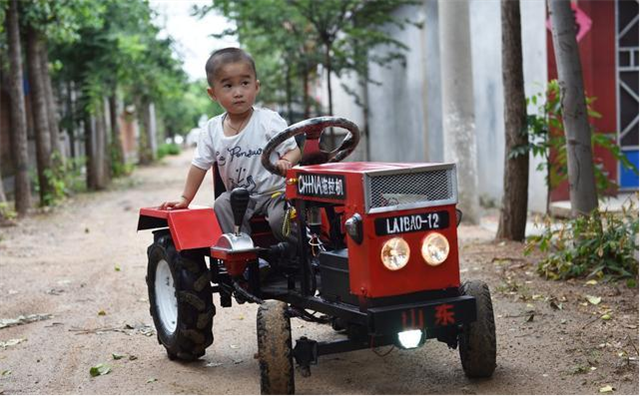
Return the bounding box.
[159,196,189,210]
[275,158,293,176]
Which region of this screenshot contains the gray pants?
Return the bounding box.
[214,191,296,243]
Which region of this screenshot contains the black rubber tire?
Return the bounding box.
[459,280,497,377]
[147,232,215,361]
[257,301,294,395]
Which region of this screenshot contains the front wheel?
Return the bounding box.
[257,301,294,394]
[147,232,215,360]
[458,280,497,377]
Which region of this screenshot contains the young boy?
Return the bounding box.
[160,48,301,242]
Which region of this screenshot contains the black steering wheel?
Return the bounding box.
[261,116,361,176]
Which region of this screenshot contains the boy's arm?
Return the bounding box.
[276,147,302,176]
[159,165,208,210]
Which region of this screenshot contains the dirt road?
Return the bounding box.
[0,149,638,394]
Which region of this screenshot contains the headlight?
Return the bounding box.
[421,232,450,266]
[397,330,424,349]
[381,237,410,271]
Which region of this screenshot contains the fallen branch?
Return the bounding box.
[68,326,127,335]
[0,314,52,330]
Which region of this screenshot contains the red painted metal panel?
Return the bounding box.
[346,204,460,298]
[286,163,460,298]
[168,208,222,251]
[139,206,222,251]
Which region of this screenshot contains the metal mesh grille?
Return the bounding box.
[367,169,455,211]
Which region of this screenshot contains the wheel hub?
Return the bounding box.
[155,259,178,334]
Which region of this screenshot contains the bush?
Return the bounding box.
[525,197,639,281]
[156,143,181,159]
[0,202,17,222]
[39,153,86,206]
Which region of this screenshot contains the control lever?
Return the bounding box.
[230,188,250,236]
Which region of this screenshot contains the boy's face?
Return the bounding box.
[207,62,260,116]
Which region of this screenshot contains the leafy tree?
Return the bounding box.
[288,0,418,116]
[17,0,107,194]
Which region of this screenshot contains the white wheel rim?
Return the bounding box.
[155,259,178,334]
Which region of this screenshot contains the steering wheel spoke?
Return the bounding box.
[261,117,361,176]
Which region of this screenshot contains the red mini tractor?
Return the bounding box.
[138,117,496,394]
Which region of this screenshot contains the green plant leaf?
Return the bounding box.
[89,363,111,377]
[585,295,602,305]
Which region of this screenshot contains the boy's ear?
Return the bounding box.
[206,87,217,102]
[255,79,261,94]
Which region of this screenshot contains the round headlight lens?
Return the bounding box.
[381,237,410,271]
[421,232,450,266]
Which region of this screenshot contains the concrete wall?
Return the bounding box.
[521,0,548,213]
[320,0,548,213]
[469,0,504,208]
[367,4,428,163]
[317,69,368,161]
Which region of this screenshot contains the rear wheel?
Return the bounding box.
[147,232,215,361]
[458,280,496,377]
[257,301,294,394]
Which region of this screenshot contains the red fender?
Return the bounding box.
[138,206,222,251]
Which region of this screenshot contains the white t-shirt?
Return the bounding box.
[192,107,297,195]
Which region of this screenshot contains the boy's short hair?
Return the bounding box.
[205,47,257,87]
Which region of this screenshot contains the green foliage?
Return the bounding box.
[40,152,86,206]
[514,80,639,203]
[159,79,220,139]
[525,197,639,281]
[0,3,6,34]
[0,202,17,221]
[20,0,105,44]
[156,143,181,159]
[109,143,134,178]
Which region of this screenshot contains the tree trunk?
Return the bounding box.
[302,67,310,119]
[324,44,336,148]
[137,99,154,165]
[438,0,480,224]
[99,97,110,186]
[5,0,32,216]
[84,113,98,190]
[497,0,529,241]
[66,80,76,159]
[108,92,125,176]
[548,0,598,217]
[325,45,333,116]
[26,26,53,205]
[285,63,293,123]
[0,166,5,203]
[39,42,64,159]
[148,102,157,157]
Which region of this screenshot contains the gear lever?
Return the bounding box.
[230,188,250,236]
